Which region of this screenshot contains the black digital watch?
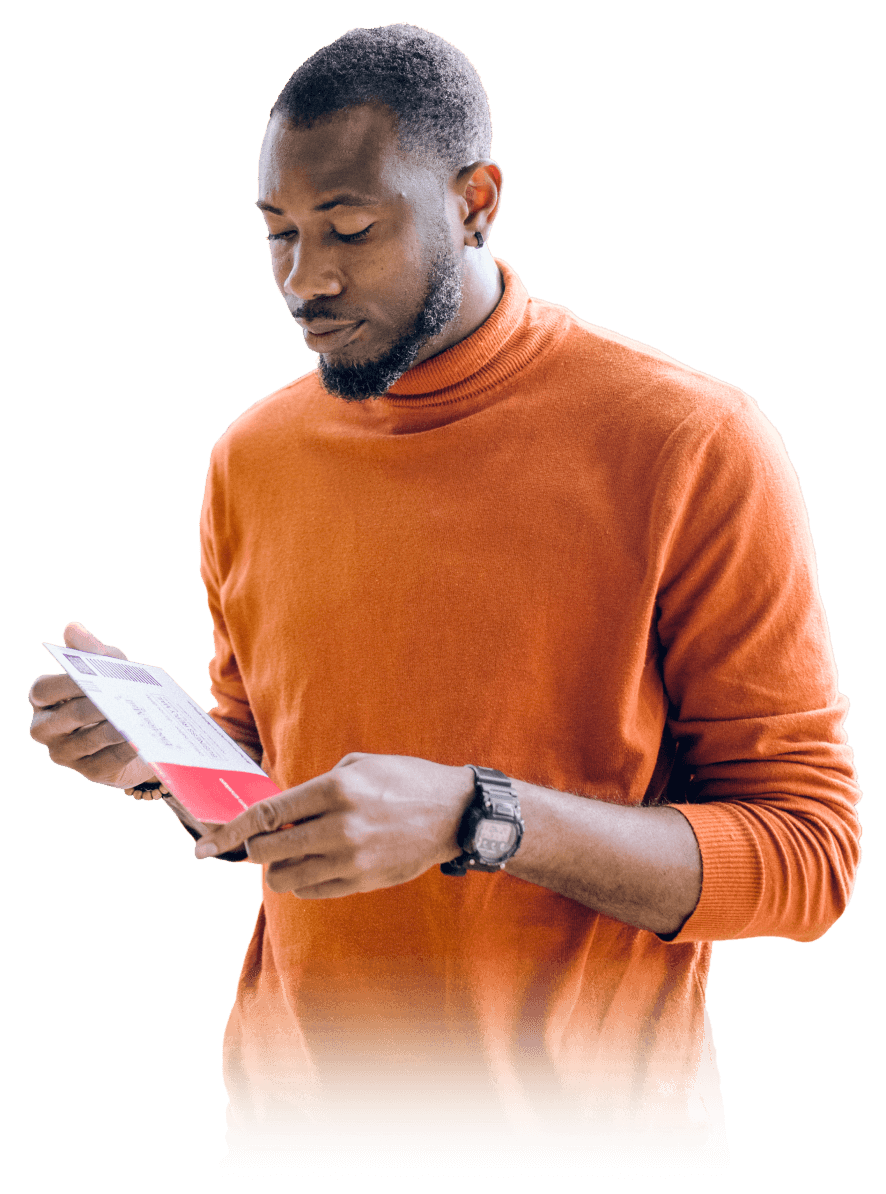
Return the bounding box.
[440,765,524,876]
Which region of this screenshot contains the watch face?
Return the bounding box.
[474,818,518,861]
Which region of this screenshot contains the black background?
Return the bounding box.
[20,23,869,1179]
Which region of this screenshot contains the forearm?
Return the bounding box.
[506,781,702,937]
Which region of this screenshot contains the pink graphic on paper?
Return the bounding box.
[151,762,280,823]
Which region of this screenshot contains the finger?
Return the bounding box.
[30,694,107,741]
[244,817,329,865]
[63,622,127,660]
[62,716,131,764]
[29,673,90,710]
[30,704,98,749]
[39,715,125,759]
[70,741,141,784]
[44,721,135,778]
[31,625,128,714]
[194,777,332,857]
[265,855,353,895]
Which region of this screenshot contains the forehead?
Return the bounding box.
[259,104,435,207]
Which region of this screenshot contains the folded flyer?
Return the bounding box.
[44,643,280,829]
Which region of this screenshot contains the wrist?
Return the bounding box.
[441,765,524,876]
[432,765,476,864]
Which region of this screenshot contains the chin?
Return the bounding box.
[317,333,426,401]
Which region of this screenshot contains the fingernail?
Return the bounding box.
[195,843,219,858]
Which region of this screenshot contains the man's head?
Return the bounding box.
[258,26,501,400]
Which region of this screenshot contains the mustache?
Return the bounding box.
[291,308,360,322]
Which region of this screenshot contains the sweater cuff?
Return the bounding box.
[660,803,765,942]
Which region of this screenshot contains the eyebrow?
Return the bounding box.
[256,194,380,215]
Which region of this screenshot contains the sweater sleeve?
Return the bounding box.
[651,396,860,943]
[199,449,263,757]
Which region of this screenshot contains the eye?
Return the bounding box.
[267,229,297,242]
[334,228,372,247]
[265,225,372,244]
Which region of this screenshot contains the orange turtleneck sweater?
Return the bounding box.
[200,261,859,1144]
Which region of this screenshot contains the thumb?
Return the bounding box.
[63,621,128,661]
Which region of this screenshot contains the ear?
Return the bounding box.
[454,160,502,247]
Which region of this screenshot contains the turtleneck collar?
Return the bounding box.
[378,259,561,407]
[382,259,522,402]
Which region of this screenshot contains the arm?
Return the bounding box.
[507,784,700,936]
[506,405,859,945]
[193,752,701,935]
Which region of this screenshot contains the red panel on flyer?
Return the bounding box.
[152,762,280,823]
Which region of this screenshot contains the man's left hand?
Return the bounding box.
[194,753,474,897]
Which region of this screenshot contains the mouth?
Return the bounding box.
[301,320,365,354]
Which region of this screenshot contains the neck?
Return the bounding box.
[413,247,504,368]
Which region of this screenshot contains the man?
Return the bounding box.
[29,24,859,1168]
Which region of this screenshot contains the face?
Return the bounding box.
[258,105,464,400]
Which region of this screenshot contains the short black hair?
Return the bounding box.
[271,24,492,173]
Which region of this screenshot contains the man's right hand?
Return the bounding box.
[29,623,156,790]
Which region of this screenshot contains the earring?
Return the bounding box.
[475,230,484,248]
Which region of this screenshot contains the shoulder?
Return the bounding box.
[207,370,324,475]
[527,292,783,460]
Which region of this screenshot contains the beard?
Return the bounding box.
[316,238,463,402]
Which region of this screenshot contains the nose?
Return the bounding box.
[282,243,343,302]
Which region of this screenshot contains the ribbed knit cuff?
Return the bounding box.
[661,803,766,942]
